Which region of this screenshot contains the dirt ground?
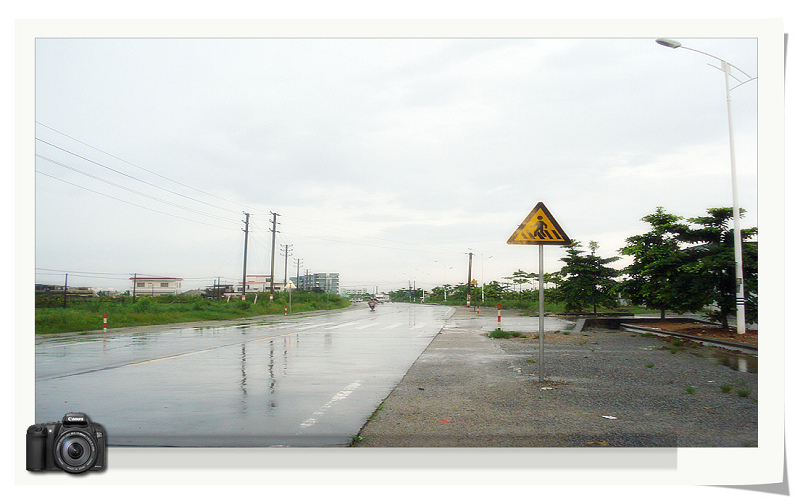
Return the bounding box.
[628,319,758,347]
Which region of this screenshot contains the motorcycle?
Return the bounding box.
[367,299,377,311]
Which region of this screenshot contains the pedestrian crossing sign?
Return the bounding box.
[507,202,571,245]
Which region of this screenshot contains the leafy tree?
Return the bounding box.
[502,269,535,297]
[483,280,509,301]
[619,207,708,319]
[554,240,620,313]
[676,207,758,328]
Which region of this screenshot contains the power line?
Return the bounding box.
[35,138,241,217]
[35,170,237,231]
[36,122,259,213]
[36,154,240,225]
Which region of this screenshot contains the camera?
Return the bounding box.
[26,412,107,474]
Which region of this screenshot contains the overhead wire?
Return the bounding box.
[35,170,238,231]
[36,122,261,214]
[36,154,241,226]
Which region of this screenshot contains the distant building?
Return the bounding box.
[203,283,235,299]
[290,273,339,294]
[341,287,369,298]
[238,274,274,293]
[130,277,182,296]
[35,284,98,298]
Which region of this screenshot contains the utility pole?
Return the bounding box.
[63,273,68,308]
[269,211,280,294]
[241,212,250,301]
[132,273,137,302]
[294,258,302,290]
[281,244,293,289]
[467,252,474,307]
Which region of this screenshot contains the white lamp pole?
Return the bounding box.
[656,38,756,335]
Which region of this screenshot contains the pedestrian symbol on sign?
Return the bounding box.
[507,202,570,246]
[533,215,562,241]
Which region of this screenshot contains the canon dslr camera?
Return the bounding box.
[26,412,107,474]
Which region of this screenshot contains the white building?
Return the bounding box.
[130,276,182,296]
[239,274,274,293]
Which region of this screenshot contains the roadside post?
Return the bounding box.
[507,202,571,381]
[103,313,107,332]
[497,304,501,329]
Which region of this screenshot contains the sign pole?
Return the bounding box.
[538,244,545,382]
[506,202,569,384]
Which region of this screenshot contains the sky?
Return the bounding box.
[29,24,770,295]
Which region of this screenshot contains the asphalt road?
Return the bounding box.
[35,303,454,447]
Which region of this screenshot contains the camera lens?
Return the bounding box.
[56,433,95,471]
[67,442,84,459]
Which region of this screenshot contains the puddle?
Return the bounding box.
[711,350,758,373]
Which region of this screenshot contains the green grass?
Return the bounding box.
[488,328,524,339]
[35,292,350,335]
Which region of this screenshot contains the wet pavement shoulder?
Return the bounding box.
[353,306,758,448]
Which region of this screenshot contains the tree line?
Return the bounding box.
[392,207,757,328]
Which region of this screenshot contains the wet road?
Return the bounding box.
[35,303,454,447]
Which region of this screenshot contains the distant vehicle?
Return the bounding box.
[374,294,388,303]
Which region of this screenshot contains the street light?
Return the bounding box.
[434,261,452,301]
[656,38,756,334]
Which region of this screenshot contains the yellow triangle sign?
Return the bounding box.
[507,202,571,246]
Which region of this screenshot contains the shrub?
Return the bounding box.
[488,328,523,339]
[133,297,152,313]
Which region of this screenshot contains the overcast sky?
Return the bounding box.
[30,24,769,294]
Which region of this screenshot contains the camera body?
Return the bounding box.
[26,412,107,474]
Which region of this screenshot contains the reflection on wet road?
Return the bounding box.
[35,304,454,447]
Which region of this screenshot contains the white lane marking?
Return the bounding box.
[326,321,359,330]
[383,323,401,330]
[356,322,381,330]
[295,322,337,331]
[299,380,363,429]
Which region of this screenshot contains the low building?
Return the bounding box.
[341,287,369,298]
[239,274,274,293]
[203,283,235,299]
[35,284,98,298]
[130,277,182,296]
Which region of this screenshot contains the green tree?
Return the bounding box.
[677,207,758,328]
[619,207,707,319]
[555,240,620,313]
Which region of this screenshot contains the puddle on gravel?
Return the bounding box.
[694,349,758,373]
[712,350,758,373]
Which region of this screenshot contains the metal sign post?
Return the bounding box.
[507,202,571,382]
[538,244,544,381]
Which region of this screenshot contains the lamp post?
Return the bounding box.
[434,261,452,301]
[656,38,756,335]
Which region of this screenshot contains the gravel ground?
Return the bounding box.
[353,307,758,448]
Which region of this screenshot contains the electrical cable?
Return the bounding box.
[35,170,238,231]
[36,122,261,214]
